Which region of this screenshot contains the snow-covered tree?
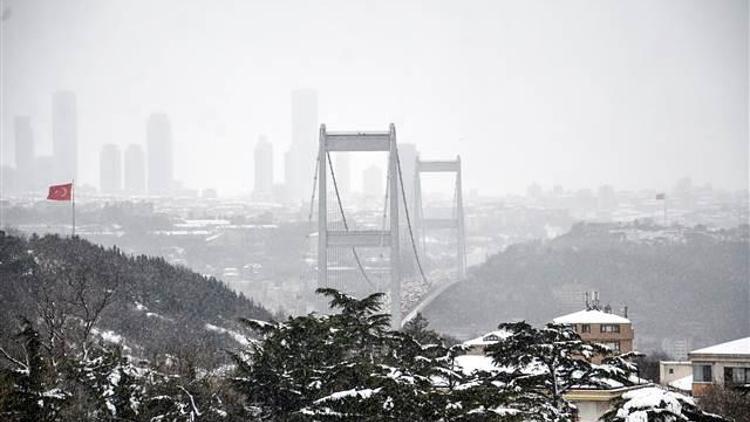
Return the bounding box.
[234,288,476,420]
[485,321,639,420]
[62,345,144,420]
[601,386,728,422]
[233,288,593,421]
[0,319,67,421]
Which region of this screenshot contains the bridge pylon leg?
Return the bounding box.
[414,155,467,282]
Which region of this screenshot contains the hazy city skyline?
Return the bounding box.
[1,0,747,196]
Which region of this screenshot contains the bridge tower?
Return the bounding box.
[317,124,402,328]
[413,156,466,280]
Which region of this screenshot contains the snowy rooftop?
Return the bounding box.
[454,355,498,374]
[463,330,512,346]
[616,386,696,415]
[690,336,750,356]
[669,374,692,392]
[552,309,630,325]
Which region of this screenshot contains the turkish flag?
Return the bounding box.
[47,183,73,201]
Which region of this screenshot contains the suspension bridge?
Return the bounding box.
[309,123,466,329]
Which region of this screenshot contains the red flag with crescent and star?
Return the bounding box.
[47,183,73,201]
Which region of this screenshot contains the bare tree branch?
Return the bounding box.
[0,345,28,371]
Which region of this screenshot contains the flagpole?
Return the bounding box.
[72,179,75,237]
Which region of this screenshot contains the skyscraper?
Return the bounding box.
[99,144,122,194]
[52,91,77,182]
[254,135,273,198]
[14,116,35,192]
[146,113,173,195]
[285,89,318,201]
[362,165,383,198]
[124,144,146,194]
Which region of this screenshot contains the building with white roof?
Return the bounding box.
[462,330,511,355]
[552,308,635,358]
[552,309,631,325]
[688,336,750,397]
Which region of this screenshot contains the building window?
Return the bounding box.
[580,324,591,333]
[668,368,674,374]
[693,364,712,383]
[600,324,620,333]
[725,367,750,385]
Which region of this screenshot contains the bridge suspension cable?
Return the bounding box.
[315,147,430,289]
[308,151,320,222]
[396,149,430,286]
[326,151,375,288]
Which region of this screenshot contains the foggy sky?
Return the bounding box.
[1,0,747,196]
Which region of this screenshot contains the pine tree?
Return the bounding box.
[0,319,67,422]
[484,321,639,420]
[402,312,443,345]
[233,288,472,420]
[600,386,728,422]
[63,344,145,420]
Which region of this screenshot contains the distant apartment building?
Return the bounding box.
[661,337,692,361]
[124,144,146,194]
[689,336,750,397]
[552,308,634,357]
[462,330,508,356]
[52,91,78,182]
[146,113,174,195]
[99,144,122,194]
[462,301,635,358]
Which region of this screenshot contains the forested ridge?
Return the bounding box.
[424,222,750,351]
[0,231,272,367]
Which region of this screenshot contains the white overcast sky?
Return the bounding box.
[1,0,747,195]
